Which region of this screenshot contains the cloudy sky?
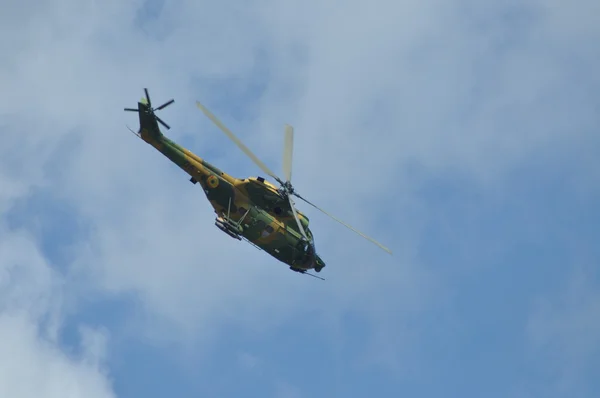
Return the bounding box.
[1,0,599,397]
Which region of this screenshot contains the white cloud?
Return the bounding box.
[0,228,114,398]
[0,314,114,398]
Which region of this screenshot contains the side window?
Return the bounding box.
[261,225,274,237]
[238,206,247,215]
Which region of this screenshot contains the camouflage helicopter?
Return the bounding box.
[125,89,391,279]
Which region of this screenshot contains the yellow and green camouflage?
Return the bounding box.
[126,89,393,277]
[127,95,326,273]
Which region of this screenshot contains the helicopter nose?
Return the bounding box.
[305,255,318,269]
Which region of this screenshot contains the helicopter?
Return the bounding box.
[124,88,391,279]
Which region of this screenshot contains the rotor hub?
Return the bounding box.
[280,181,294,196]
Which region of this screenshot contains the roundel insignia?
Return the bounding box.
[207,175,219,188]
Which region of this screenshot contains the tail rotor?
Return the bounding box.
[125,88,174,130]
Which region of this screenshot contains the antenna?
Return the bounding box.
[126,124,141,138]
[303,272,325,281]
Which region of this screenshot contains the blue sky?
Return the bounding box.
[1,1,599,397]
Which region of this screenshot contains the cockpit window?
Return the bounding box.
[296,240,309,253]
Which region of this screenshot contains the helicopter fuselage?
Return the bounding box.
[133,101,326,273]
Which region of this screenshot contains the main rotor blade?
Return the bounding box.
[282,124,294,183]
[293,193,392,254]
[196,101,281,182]
[288,195,309,242]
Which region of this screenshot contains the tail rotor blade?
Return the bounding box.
[144,88,151,106]
[156,116,170,129]
[124,108,139,112]
[293,193,392,254]
[282,124,294,183]
[156,99,174,110]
